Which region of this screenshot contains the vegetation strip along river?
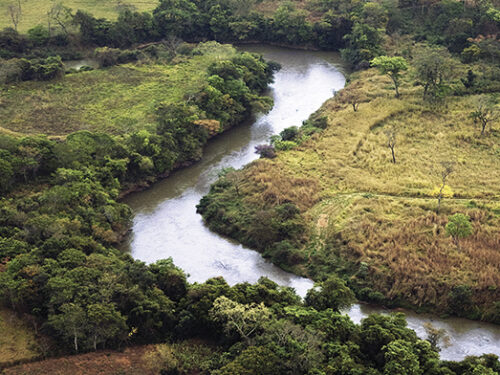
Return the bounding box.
[123,45,500,361]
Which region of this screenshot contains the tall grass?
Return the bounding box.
[205,68,500,317]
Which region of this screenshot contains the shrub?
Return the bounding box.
[280,126,299,141]
[274,140,297,151]
[255,144,276,158]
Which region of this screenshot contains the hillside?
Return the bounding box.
[198,64,500,321]
[0,308,40,366]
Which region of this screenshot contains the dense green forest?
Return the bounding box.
[0,0,499,373]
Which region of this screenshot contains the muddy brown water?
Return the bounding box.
[123,45,500,361]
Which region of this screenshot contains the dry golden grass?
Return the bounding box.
[233,69,500,310]
[0,308,39,366]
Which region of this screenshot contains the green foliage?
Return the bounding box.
[371,56,408,97]
[0,43,277,354]
[210,296,272,341]
[305,275,355,312]
[0,55,64,84]
[383,339,421,375]
[341,22,384,69]
[413,45,455,102]
[445,213,473,246]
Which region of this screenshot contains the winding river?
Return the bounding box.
[123,45,500,361]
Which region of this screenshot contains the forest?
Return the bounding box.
[0,0,499,374]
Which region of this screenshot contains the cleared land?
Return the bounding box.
[3,341,215,375]
[0,0,158,32]
[0,44,236,136]
[206,68,500,316]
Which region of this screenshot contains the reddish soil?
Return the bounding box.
[4,345,156,375]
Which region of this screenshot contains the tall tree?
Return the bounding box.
[371,56,408,98]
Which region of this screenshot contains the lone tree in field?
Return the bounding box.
[470,96,497,136]
[336,81,367,111]
[446,213,473,249]
[413,46,455,103]
[384,126,397,163]
[370,56,408,98]
[434,161,455,214]
[7,0,22,31]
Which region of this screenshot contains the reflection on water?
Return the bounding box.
[64,58,99,70]
[123,45,500,361]
[346,304,500,360]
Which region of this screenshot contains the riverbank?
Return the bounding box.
[198,65,500,324]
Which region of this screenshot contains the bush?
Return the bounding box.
[255,144,276,158]
[0,56,64,83]
[94,47,140,67]
[280,126,299,141]
[27,25,50,47]
[274,140,297,151]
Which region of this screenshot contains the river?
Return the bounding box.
[123,45,500,361]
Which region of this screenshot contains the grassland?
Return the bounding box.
[203,68,500,319]
[0,44,236,136]
[3,341,215,374]
[0,0,158,33]
[0,308,40,366]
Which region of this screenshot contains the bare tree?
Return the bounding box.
[7,0,22,31]
[336,82,367,112]
[47,2,72,36]
[436,161,455,213]
[470,96,497,136]
[162,35,183,57]
[384,126,397,163]
[424,322,451,352]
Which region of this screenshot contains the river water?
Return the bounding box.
[123,45,500,361]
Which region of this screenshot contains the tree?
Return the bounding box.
[469,96,497,136]
[434,161,455,214]
[47,3,72,36]
[423,322,450,352]
[341,22,383,69]
[414,46,455,102]
[48,303,87,352]
[336,82,367,111]
[305,275,355,311]
[384,126,397,163]
[86,303,127,350]
[383,340,421,375]
[7,1,21,31]
[210,296,272,342]
[446,213,473,248]
[371,56,408,98]
[213,346,279,375]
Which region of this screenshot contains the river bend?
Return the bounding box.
[123,45,500,361]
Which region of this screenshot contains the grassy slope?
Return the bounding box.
[0,0,158,33]
[3,341,215,374]
[0,44,236,136]
[0,308,40,366]
[212,69,500,315]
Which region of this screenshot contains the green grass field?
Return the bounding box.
[0,43,236,136]
[0,0,159,33]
